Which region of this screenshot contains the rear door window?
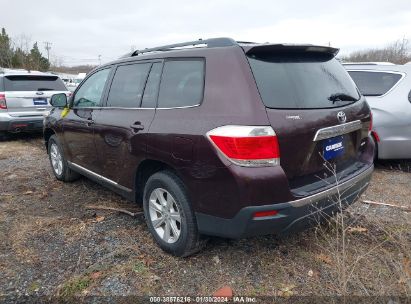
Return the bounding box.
[157,59,204,108]
[348,71,402,96]
[248,53,360,109]
[4,75,67,91]
[107,63,151,108]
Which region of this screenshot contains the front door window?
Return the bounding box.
[73,69,111,108]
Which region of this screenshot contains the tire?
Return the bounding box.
[143,171,205,257]
[48,135,80,182]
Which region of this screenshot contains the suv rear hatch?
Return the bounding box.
[244,44,371,195]
[3,75,68,117]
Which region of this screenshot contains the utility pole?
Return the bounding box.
[98,54,102,65]
[43,41,52,61]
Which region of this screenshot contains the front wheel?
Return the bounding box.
[48,135,80,182]
[143,171,205,257]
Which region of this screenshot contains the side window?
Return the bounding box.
[348,71,402,96]
[73,69,110,108]
[107,63,151,108]
[157,59,204,108]
[141,62,162,108]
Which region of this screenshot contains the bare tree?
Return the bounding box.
[10,33,32,69]
[50,54,64,68]
[343,38,411,64]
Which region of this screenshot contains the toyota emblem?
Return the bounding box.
[337,111,346,123]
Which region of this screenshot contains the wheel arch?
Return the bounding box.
[134,159,182,204]
[44,128,56,152]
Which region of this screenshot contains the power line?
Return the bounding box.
[43,41,52,61]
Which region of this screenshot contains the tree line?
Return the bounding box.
[0,27,50,71]
[342,38,410,64]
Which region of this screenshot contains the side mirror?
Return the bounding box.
[50,93,68,108]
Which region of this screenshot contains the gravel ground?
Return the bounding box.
[0,134,410,300]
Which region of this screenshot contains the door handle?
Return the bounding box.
[130,121,144,132]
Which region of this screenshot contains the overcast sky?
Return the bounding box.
[2,0,410,66]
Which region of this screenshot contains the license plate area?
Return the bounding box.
[33,98,48,105]
[323,135,344,160]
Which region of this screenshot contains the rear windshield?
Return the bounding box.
[247,52,360,109]
[4,75,67,91]
[347,71,402,96]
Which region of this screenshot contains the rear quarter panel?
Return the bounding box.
[146,46,295,217]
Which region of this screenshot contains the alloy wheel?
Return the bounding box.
[50,143,63,176]
[148,188,182,244]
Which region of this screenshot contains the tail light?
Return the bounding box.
[371,130,380,143]
[0,93,6,109]
[207,125,280,167]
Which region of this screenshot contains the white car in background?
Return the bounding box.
[0,69,70,138]
[65,73,86,92]
[344,63,411,159]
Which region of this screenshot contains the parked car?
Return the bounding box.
[44,38,374,256]
[344,63,411,159]
[65,73,86,92]
[0,69,70,138]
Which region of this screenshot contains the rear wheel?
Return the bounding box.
[48,135,80,182]
[143,171,205,257]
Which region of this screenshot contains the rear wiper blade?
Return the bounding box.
[328,93,358,103]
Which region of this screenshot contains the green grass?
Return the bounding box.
[28,281,40,293]
[132,261,148,275]
[60,277,91,298]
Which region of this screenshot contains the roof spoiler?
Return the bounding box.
[245,44,340,57]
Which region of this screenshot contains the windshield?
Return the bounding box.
[247,52,360,109]
[4,75,67,91]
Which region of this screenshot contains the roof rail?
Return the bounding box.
[120,37,238,58]
[342,62,395,66]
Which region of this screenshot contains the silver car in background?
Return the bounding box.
[344,63,411,159]
[0,69,70,138]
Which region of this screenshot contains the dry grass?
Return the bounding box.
[0,135,410,298]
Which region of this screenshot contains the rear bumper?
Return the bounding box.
[196,164,373,238]
[0,113,44,132]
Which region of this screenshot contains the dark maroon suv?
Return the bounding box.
[44,38,374,257]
